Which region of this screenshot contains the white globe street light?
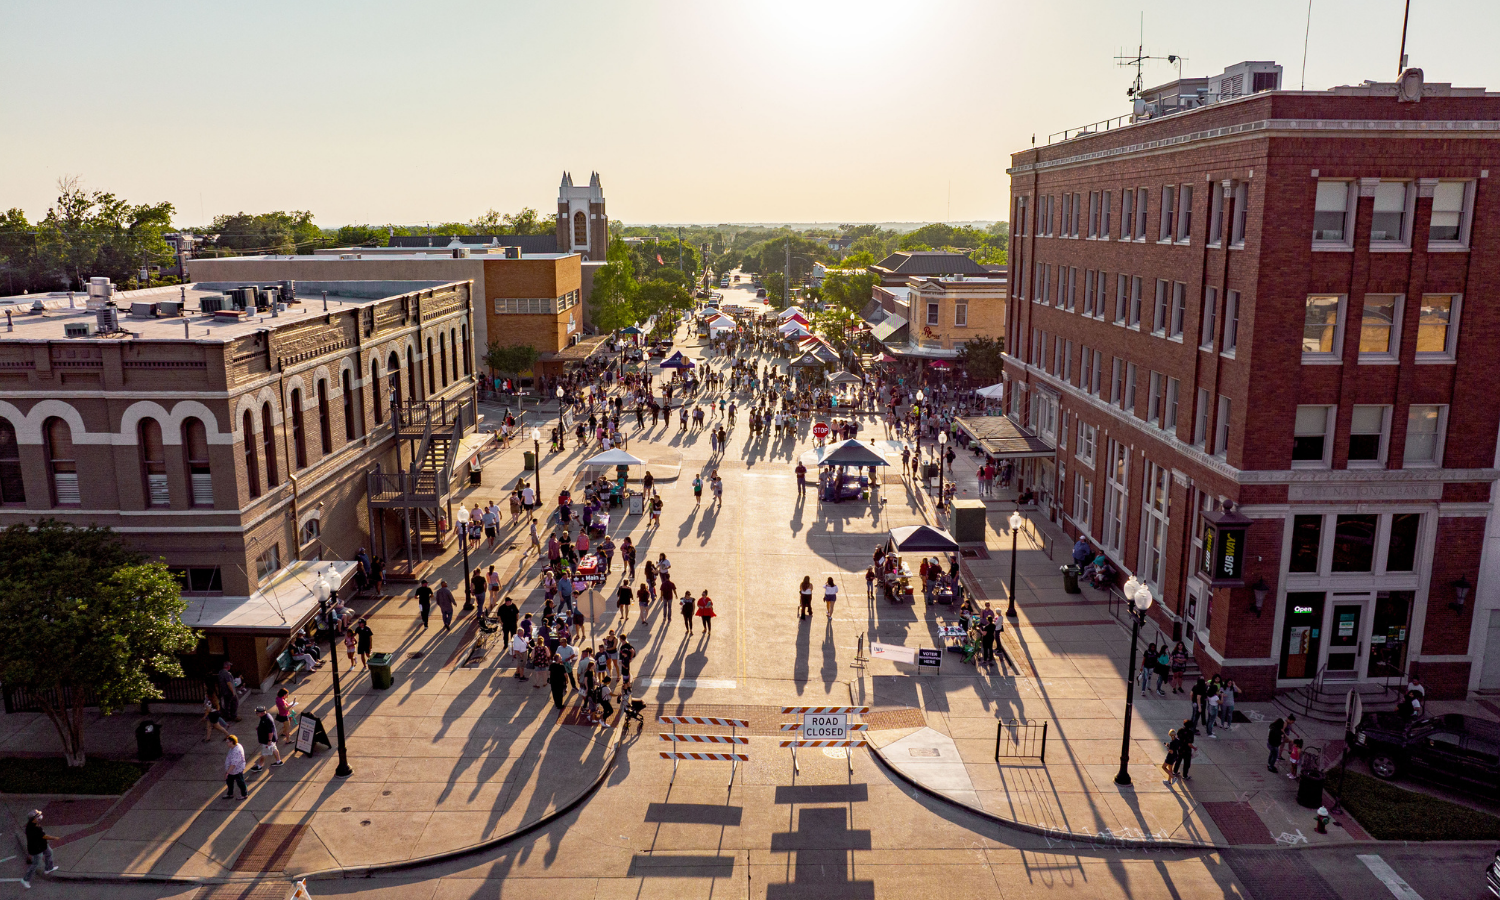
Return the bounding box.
[1115,574,1154,786]
[1006,510,1024,618]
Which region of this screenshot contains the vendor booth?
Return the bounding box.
[799,439,888,503]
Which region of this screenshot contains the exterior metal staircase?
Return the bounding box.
[1272,665,1403,724]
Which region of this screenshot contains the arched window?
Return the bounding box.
[44,417,79,506]
[461,324,471,375]
[370,359,383,425]
[427,337,436,392]
[290,389,307,469]
[407,347,418,400]
[316,378,332,455]
[243,411,260,498]
[0,418,23,504]
[262,403,278,486]
[342,369,357,440]
[450,328,460,381]
[439,336,448,388]
[388,350,403,409]
[573,210,587,246]
[183,418,212,507]
[139,418,168,507]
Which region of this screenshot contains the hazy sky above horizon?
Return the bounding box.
[3,0,1497,228]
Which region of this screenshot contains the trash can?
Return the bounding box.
[524,450,536,471]
[368,652,394,690]
[923,462,940,480]
[469,467,482,486]
[135,720,163,761]
[1061,565,1082,594]
[1296,770,1327,809]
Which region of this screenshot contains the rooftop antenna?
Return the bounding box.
[1301,0,1314,89]
[1397,0,1411,74]
[1115,14,1181,100]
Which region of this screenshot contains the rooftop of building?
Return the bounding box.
[387,234,558,253]
[0,279,464,344]
[871,251,990,276]
[309,248,575,260]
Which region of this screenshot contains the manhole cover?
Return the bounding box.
[909,748,941,758]
[960,547,990,559]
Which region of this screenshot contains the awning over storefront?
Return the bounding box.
[870,314,908,344]
[181,560,358,637]
[954,415,1055,459]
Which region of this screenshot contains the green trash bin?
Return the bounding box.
[368,652,394,690]
[524,450,537,471]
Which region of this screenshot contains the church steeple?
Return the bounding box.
[561,171,573,188]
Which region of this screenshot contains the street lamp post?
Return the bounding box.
[937,430,948,510]
[455,505,473,613]
[1006,510,1023,618]
[531,427,543,499]
[314,571,353,778]
[555,386,566,451]
[914,389,925,455]
[1114,577,1154,786]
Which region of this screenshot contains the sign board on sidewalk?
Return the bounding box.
[870,642,916,665]
[295,712,331,756]
[286,880,314,900]
[917,648,943,671]
[802,712,848,739]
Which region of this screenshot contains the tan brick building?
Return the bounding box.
[0,278,477,684]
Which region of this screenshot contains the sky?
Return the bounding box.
[2,0,1497,227]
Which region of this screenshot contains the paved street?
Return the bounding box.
[10,288,1500,898]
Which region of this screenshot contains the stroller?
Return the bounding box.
[623,696,647,730]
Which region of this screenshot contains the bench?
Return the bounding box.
[276,649,310,683]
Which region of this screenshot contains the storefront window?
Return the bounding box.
[1386,513,1420,573]
[1280,592,1324,679]
[1331,514,1378,572]
[1367,591,1413,679]
[1289,515,1322,573]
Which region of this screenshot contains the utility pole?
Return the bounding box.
[677,226,683,274]
[785,236,791,309]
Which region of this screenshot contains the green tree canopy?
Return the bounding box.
[470,207,558,235]
[957,334,1005,384]
[820,269,879,313]
[485,342,540,378]
[21,178,177,291]
[0,521,198,766]
[205,210,326,256]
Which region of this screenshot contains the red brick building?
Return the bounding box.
[1003,70,1500,700]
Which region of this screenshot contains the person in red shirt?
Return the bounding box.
[695,590,715,636]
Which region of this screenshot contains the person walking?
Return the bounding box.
[798,576,814,619]
[1267,715,1294,773]
[249,706,284,772]
[222,735,249,801]
[414,578,433,630]
[711,472,723,507]
[617,580,634,625]
[696,590,716,636]
[1173,720,1198,781]
[432,580,455,631]
[692,475,703,507]
[486,566,502,616]
[621,537,637,580]
[823,577,839,619]
[981,616,997,665]
[680,590,697,635]
[498,596,519,648]
[355,618,373,669]
[202,691,232,742]
[21,809,58,888]
[275,687,297,743]
[548,651,569,710]
[865,566,876,600]
[795,462,808,494]
[216,660,241,723]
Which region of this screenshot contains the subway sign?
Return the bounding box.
[1199,501,1252,587]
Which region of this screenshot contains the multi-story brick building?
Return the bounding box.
[1003,67,1500,699]
[189,251,585,377]
[867,274,1008,363]
[0,278,477,684]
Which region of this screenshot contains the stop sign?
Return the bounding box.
[812,422,829,438]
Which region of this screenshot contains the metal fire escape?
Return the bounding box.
[367,397,476,575]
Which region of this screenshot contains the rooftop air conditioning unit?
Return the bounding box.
[86,277,113,310]
[96,304,121,334]
[452,247,470,258]
[199,293,225,314]
[65,321,97,338]
[157,300,182,317]
[129,302,158,318]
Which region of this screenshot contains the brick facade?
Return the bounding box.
[1004,83,1500,699]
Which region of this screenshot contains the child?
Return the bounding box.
[1287,739,1305,780]
[1161,729,1179,784]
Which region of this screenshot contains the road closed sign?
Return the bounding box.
[802,712,848,739]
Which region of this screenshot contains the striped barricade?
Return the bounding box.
[779,707,871,715]
[659,749,750,785]
[778,738,870,774]
[780,722,869,732]
[659,733,751,744]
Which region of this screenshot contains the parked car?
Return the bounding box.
[1352,712,1500,789]
[756,288,767,299]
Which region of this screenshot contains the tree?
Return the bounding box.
[635,278,692,321]
[0,521,198,766]
[204,210,326,256]
[820,270,878,313]
[470,207,558,236]
[335,224,388,247]
[957,334,1005,384]
[848,233,897,260]
[840,250,876,270]
[33,177,177,291]
[485,343,540,379]
[810,306,862,348]
[588,237,640,333]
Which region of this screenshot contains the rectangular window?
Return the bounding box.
[1139,460,1171,587]
[1147,371,1163,425]
[1062,194,1073,236]
[1067,267,1077,311]
[1124,363,1137,414]
[1084,270,1095,316]
[1429,181,1471,246]
[1073,475,1093,532]
[255,544,282,582]
[1332,514,1379,572]
[1224,290,1240,353]
[1116,274,1128,323]
[1208,183,1224,245]
[1075,422,1097,466]
[1371,181,1410,244]
[1416,294,1459,359]
[1230,181,1248,245]
[954,302,967,327]
[1403,405,1444,466]
[1303,295,1344,359]
[1288,514,1323,573]
[1101,191,1112,238]
[1089,192,1100,237]
[1193,388,1210,447]
[1111,358,1123,406]
[1215,395,1231,458]
[1053,335,1062,376]
[927,302,939,326]
[1348,405,1389,465]
[1092,350,1103,395]
[1136,188,1149,240]
[171,566,225,594]
[1200,286,1218,348]
[1063,340,1073,382]
[1074,193,1083,235]
[1160,186,1176,241]
[1153,279,1170,334]
[1359,294,1402,359]
[1313,180,1353,243]
[1121,189,1134,239]
[1386,513,1421,572]
[1176,185,1193,241]
[1103,441,1130,555]
[1030,328,1040,366]
[1080,345,1091,390]
[1170,282,1186,338]
[1293,405,1332,466]
[1165,378,1180,432]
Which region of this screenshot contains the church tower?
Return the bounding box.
[556,171,608,262]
